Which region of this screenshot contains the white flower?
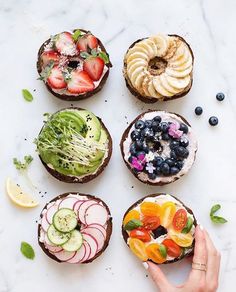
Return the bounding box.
[146,162,155,174]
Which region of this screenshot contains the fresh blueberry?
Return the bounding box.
[141,142,149,153]
[216,92,225,101]
[162,133,170,141]
[134,140,143,150]
[170,150,177,160]
[170,166,180,175]
[175,161,184,169]
[209,116,218,126]
[156,166,161,175]
[195,106,203,115]
[141,128,154,139]
[180,137,189,148]
[135,120,145,130]
[160,162,170,175]
[130,144,136,156]
[145,120,153,128]
[151,121,160,132]
[130,130,141,141]
[153,156,164,166]
[175,146,189,158]
[153,116,162,123]
[170,140,180,150]
[148,172,157,180]
[179,123,188,134]
[158,122,169,133]
[165,158,175,167]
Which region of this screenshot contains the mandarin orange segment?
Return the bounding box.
[160,202,176,228]
[128,238,148,261]
[140,202,161,216]
[123,209,140,226]
[169,228,193,247]
[146,243,166,264]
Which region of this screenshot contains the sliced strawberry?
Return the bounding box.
[76,36,88,52]
[87,35,98,49]
[41,50,59,67]
[67,70,94,94]
[83,57,104,81]
[47,66,67,89]
[55,32,77,56]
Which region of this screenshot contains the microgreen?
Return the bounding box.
[13,155,33,171]
[210,204,227,224]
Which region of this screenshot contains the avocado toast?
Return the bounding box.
[35,108,112,183]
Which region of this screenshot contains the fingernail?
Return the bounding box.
[199,224,204,230]
[142,262,149,270]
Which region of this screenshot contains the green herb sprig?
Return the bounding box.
[22,89,33,102]
[210,204,227,224]
[13,155,33,171]
[20,242,35,260]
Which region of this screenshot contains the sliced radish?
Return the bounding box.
[86,223,107,238]
[82,233,98,261]
[85,204,108,226]
[58,197,79,209]
[66,245,86,264]
[81,241,91,263]
[78,200,98,224]
[53,250,76,262]
[46,203,58,223]
[73,200,84,214]
[45,243,63,253]
[81,227,105,251]
[41,214,50,232]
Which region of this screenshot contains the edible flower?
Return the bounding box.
[131,153,146,171]
[145,162,155,174]
[168,123,183,139]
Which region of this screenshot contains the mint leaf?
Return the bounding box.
[72,29,81,42]
[124,219,143,231]
[20,242,35,260]
[39,61,54,81]
[98,51,109,64]
[210,204,227,224]
[159,244,167,258]
[91,48,98,57]
[80,52,90,59]
[13,155,33,171]
[22,89,33,102]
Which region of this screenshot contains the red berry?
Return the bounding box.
[47,66,67,89]
[41,50,60,67]
[87,34,98,49]
[55,32,76,56]
[67,70,95,94]
[83,57,105,81]
[76,36,88,52]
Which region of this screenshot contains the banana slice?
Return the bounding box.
[172,58,192,72]
[136,39,157,59]
[127,60,146,76]
[164,37,178,60]
[160,74,182,94]
[165,66,192,78]
[169,49,192,68]
[127,51,149,63]
[153,76,173,97]
[134,72,145,90]
[125,46,148,60]
[142,76,151,97]
[168,42,186,63]
[130,66,144,87]
[127,58,147,70]
[150,34,169,57]
[148,80,161,98]
[166,75,191,90]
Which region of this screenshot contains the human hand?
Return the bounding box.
[144,225,221,292]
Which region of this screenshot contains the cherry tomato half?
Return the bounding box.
[172,209,187,231]
[146,243,166,264]
[130,228,151,242]
[162,239,182,257]
[142,216,160,230]
[129,238,148,261]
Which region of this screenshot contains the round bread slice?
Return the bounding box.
[120,110,198,186]
[37,107,112,183]
[123,34,194,103]
[122,193,197,265]
[38,192,113,264]
[37,29,112,101]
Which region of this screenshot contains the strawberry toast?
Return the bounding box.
[37,29,112,101]
[38,192,112,264]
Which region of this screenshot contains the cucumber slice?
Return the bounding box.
[47,224,71,245]
[53,208,77,233]
[62,230,83,252]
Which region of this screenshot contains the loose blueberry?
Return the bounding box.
[162,133,170,141]
[175,146,189,158]
[145,120,153,128]
[153,156,164,167]
[165,158,175,167]
[135,120,145,130]
[151,121,160,132]
[170,166,180,175]
[209,116,218,126]
[130,130,141,141]
[160,162,170,175]
[195,106,203,116]
[148,172,157,180]
[216,92,225,101]
[170,140,180,150]
[130,144,136,156]
[180,137,189,148]
[158,122,169,133]
[153,116,162,123]
[179,123,188,134]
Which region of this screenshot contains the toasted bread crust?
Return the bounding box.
[121,193,197,264]
[123,34,194,103]
[38,192,113,264]
[38,107,113,183]
[37,29,112,101]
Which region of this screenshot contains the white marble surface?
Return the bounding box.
[0,0,235,291]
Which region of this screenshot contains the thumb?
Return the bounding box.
[145,261,172,291]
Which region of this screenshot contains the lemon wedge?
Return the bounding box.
[6,178,39,208]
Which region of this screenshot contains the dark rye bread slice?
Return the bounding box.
[123,34,194,103]
[38,107,113,183]
[37,29,112,101]
[120,110,197,186]
[122,193,197,264]
[38,192,113,264]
